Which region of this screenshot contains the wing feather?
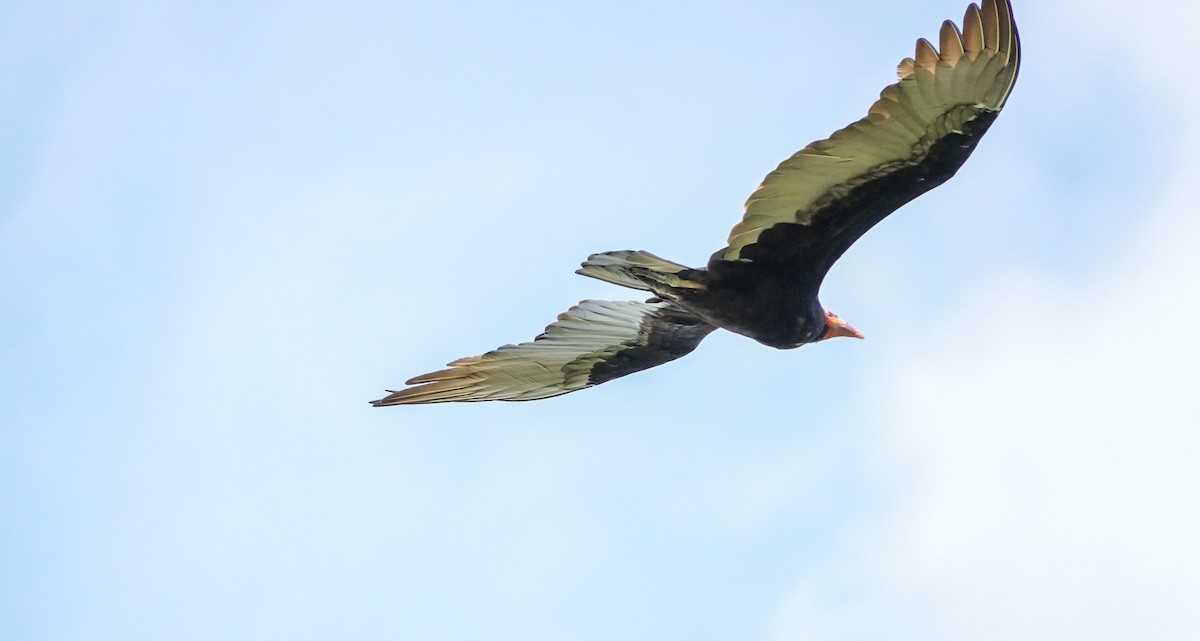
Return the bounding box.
[963,4,985,58]
[915,38,940,74]
[718,0,1020,263]
[981,0,1001,49]
[371,300,715,405]
[939,21,965,67]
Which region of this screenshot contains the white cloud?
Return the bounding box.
[773,166,1200,641]
[771,2,1200,637]
[881,199,1199,638]
[776,88,1200,641]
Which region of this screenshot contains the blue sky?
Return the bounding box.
[4,1,1198,640]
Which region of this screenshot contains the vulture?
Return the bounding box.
[373,0,1020,406]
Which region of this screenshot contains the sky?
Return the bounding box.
[3,1,1198,639]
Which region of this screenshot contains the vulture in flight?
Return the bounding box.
[373,0,1020,405]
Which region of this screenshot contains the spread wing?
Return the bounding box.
[713,0,1020,283]
[371,300,716,405]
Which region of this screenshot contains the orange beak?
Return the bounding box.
[824,317,865,340]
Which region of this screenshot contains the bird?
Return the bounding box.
[372,0,1020,406]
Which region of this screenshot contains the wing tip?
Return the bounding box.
[370,388,426,406]
[371,378,486,405]
[898,0,1019,103]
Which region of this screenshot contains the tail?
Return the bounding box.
[576,251,705,298]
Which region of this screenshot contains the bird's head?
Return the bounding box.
[820,311,865,341]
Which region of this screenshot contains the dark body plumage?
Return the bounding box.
[685,111,1002,349]
[373,0,1020,405]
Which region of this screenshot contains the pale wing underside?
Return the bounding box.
[371,300,715,405]
[722,0,1020,260]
